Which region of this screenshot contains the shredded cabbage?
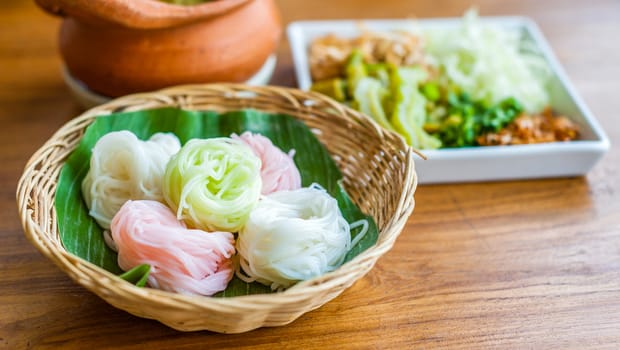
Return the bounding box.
[425,10,551,112]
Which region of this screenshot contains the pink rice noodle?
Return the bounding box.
[111,200,235,296]
[232,131,302,195]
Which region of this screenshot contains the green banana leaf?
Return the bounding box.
[55,108,378,296]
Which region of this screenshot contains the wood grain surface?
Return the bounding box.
[1,0,619,348]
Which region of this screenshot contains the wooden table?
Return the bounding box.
[2,0,619,348]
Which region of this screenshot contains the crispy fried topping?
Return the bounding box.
[477,108,579,146]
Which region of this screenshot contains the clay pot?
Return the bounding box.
[36,0,281,97]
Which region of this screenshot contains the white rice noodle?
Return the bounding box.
[82,131,181,230]
[236,185,369,291]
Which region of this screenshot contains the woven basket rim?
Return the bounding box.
[17,83,417,331]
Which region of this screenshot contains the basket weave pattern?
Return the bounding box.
[17,84,417,333]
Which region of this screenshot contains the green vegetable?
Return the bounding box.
[421,82,441,102]
[119,264,151,287]
[345,55,395,132]
[55,108,378,296]
[366,63,391,86]
[310,78,348,102]
[479,97,523,133]
[352,77,394,131]
[431,92,523,147]
[388,67,441,149]
[345,49,368,97]
[310,48,523,150]
[313,53,442,149]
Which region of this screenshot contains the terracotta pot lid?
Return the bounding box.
[35,0,252,29]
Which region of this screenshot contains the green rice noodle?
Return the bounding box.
[163,138,262,232]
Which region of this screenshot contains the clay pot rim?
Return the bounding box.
[35,0,252,29]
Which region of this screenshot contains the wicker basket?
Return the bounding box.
[16,84,417,333]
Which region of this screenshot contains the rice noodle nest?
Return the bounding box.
[163,137,262,232]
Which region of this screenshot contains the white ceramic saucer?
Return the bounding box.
[62,54,277,109]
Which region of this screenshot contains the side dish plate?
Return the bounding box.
[287,17,609,184]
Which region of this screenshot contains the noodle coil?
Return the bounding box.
[236,186,357,290]
[163,137,262,232]
[111,200,235,296]
[82,131,181,229]
[231,131,301,194]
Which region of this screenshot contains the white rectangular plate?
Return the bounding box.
[287,18,609,184]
